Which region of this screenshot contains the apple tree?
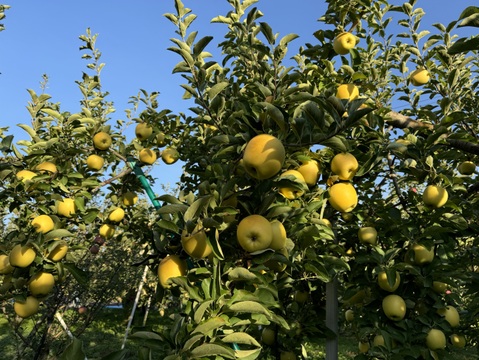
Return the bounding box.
[126,1,479,359]
[1,0,479,360]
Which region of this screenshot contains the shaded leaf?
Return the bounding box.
[59,338,85,360]
[222,332,261,347]
[189,343,235,359]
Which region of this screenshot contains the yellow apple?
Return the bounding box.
[237,215,273,252]
[261,327,276,345]
[278,170,307,199]
[410,68,430,86]
[32,214,54,233]
[412,244,435,265]
[36,161,57,174]
[156,132,166,147]
[0,254,14,274]
[158,255,187,288]
[270,220,287,250]
[86,154,105,171]
[377,271,401,292]
[161,147,180,164]
[333,32,357,55]
[450,334,466,348]
[331,153,358,180]
[458,161,475,175]
[423,185,448,208]
[280,351,296,360]
[56,198,76,217]
[358,227,377,245]
[336,84,359,100]
[29,271,55,296]
[9,244,36,268]
[242,134,285,180]
[437,306,460,327]
[328,182,358,213]
[345,309,354,322]
[16,169,37,182]
[14,296,40,318]
[93,131,112,150]
[358,341,370,354]
[426,328,446,350]
[373,335,385,347]
[47,242,68,262]
[139,148,157,165]
[135,123,153,141]
[382,294,406,321]
[181,225,212,259]
[99,224,115,239]
[432,281,448,294]
[297,159,321,187]
[122,191,138,206]
[108,208,125,223]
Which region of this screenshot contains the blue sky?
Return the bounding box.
[0,0,475,193]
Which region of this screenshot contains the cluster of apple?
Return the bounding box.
[333,30,433,90]
[346,203,467,354]
[0,187,69,318]
[134,123,180,166]
[328,152,359,213]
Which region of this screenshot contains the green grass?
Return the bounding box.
[1,309,478,359]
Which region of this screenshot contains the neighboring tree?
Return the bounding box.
[1,1,479,360]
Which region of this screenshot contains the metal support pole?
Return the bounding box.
[121,265,149,349]
[326,277,338,360]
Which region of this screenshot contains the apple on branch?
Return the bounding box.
[237,214,273,253]
[333,32,357,55]
[242,134,285,180]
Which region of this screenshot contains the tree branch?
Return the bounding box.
[446,139,479,155]
[385,111,434,130]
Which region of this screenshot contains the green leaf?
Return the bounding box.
[157,204,189,215]
[194,300,214,324]
[183,334,203,352]
[279,33,299,47]
[320,136,348,152]
[156,219,180,233]
[190,343,235,359]
[304,262,331,282]
[44,229,74,241]
[228,267,258,282]
[193,36,213,56]
[100,349,130,360]
[60,338,85,360]
[129,331,164,341]
[235,348,261,360]
[63,263,89,287]
[227,301,270,315]
[192,317,226,335]
[448,36,479,54]
[42,108,63,120]
[222,332,261,347]
[184,196,212,222]
[157,194,183,204]
[259,22,275,45]
[208,82,229,102]
[458,6,479,27]
[254,102,286,132]
[17,123,37,139]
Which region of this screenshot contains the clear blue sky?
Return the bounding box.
[0,0,474,192]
